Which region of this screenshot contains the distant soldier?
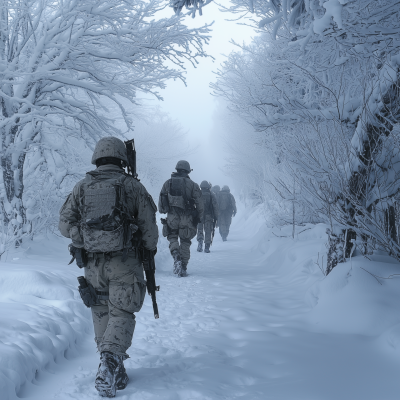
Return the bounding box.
[59,137,158,397]
[211,185,220,197]
[197,181,219,253]
[158,160,204,277]
[218,185,237,241]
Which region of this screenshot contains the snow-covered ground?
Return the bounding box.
[2,209,400,399]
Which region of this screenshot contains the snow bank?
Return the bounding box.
[0,220,169,399]
[0,236,92,400]
[307,253,400,339]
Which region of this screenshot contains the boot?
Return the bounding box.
[95,351,122,398]
[115,361,129,390]
[179,262,188,277]
[204,243,210,253]
[197,240,203,252]
[171,249,182,275]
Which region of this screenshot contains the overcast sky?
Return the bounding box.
[155,3,254,188]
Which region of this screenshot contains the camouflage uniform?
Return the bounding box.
[197,181,219,252]
[218,185,237,241]
[158,163,204,271]
[59,148,158,360]
[211,185,221,197]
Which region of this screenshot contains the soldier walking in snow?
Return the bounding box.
[158,160,204,277]
[197,181,219,253]
[218,185,237,241]
[211,184,221,197]
[59,137,158,397]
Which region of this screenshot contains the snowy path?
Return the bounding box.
[5,213,400,400]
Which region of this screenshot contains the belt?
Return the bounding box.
[95,289,109,301]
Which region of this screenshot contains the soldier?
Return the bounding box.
[218,185,237,241]
[197,181,219,253]
[158,160,204,277]
[211,185,220,197]
[59,137,158,398]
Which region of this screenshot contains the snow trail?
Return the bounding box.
[5,212,400,399]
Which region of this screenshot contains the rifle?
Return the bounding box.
[140,248,160,319]
[124,139,138,179]
[212,219,216,244]
[210,192,216,245]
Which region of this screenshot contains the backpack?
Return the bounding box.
[168,176,187,209]
[79,172,134,253]
[219,192,232,212]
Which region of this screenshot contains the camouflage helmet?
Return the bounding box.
[200,180,210,188]
[175,160,191,172]
[212,185,220,192]
[91,137,128,165]
[221,185,230,192]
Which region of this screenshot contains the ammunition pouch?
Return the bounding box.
[77,276,109,308]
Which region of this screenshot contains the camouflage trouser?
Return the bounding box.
[218,211,232,239]
[197,216,214,245]
[164,210,197,265]
[84,251,146,359]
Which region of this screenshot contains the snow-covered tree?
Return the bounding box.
[0,0,211,248]
[171,0,213,17]
[213,0,400,269]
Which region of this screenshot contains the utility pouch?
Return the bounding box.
[77,276,108,308]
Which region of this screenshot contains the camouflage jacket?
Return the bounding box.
[219,190,237,215]
[158,172,204,221]
[201,189,219,221]
[59,165,158,251]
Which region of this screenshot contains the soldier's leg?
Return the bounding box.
[167,230,180,254]
[197,222,204,242]
[226,216,233,238]
[219,212,229,239]
[166,212,181,255]
[85,254,109,351]
[100,252,146,358]
[204,221,213,245]
[178,216,197,276]
[204,220,213,253]
[180,238,192,267]
[197,222,204,252]
[167,229,182,273]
